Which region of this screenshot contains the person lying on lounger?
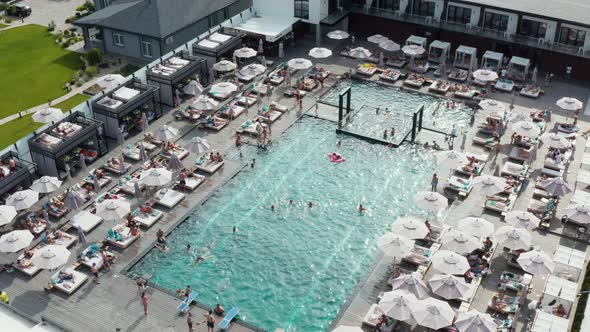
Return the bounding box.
[16,259,32,269]
[108,157,121,169]
[58,271,74,281]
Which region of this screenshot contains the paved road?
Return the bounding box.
[6,0,86,31]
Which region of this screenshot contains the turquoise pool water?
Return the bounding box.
[130,117,437,331]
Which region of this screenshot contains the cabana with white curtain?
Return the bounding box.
[405,35,427,48]
[482,51,504,72]
[428,40,451,63]
[453,45,477,70]
[531,311,569,332]
[508,56,531,81]
[192,30,244,75]
[539,275,577,317]
[552,244,586,282]
[0,151,37,198]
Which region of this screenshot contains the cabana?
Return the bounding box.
[552,245,586,282]
[192,30,244,73]
[93,81,161,140]
[453,45,477,70]
[405,35,427,48]
[428,40,450,63]
[29,112,106,178]
[508,56,530,81]
[0,151,36,199]
[539,275,577,318]
[482,51,504,72]
[146,50,208,107]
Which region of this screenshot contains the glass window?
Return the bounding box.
[446,5,471,24]
[410,0,435,17]
[294,0,309,20]
[372,0,400,11]
[519,19,547,38]
[483,12,509,32]
[141,41,152,58]
[113,32,124,47]
[559,27,586,46]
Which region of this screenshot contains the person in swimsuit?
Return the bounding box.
[201,310,215,332]
[358,204,366,213]
[187,312,194,332]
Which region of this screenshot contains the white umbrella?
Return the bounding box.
[32,107,63,123]
[472,175,506,196]
[472,69,498,82]
[31,176,62,194]
[455,310,498,332]
[6,190,38,211]
[542,177,572,197]
[377,232,414,258]
[413,191,447,212]
[92,174,101,193]
[167,153,184,172]
[63,190,85,210]
[78,153,87,170]
[184,137,210,154]
[478,99,505,113]
[96,199,131,221]
[441,230,481,254]
[402,45,425,57]
[378,290,417,321]
[428,273,472,299]
[436,150,469,169]
[556,97,583,111]
[389,272,430,299]
[138,142,149,162]
[308,47,332,58]
[327,30,349,40]
[0,230,34,252]
[494,226,532,250]
[257,39,264,54]
[139,168,172,187]
[97,74,125,90]
[412,298,455,330]
[511,121,541,137]
[457,217,495,238]
[233,47,257,59]
[349,47,372,59]
[287,58,313,70]
[153,125,178,141]
[510,112,531,123]
[0,205,17,226]
[431,250,470,275]
[183,79,204,96]
[367,34,388,44]
[517,249,555,275]
[379,40,401,52]
[564,204,590,224]
[239,63,266,76]
[140,112,149,131]
[391,216,429,239]
[213,60,237,72]
[540,133,571,149]
[193,95,219,111]
[31,245,70,270]
[505,210,540,230]
[211,82,238,96]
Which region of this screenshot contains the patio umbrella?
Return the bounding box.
[76,225,87,248]
[412,298,455,330]
[413,191,448,212]
[211,82,238,96]
[542,177,572,197]
[472,69,498,82]
[31,176,62,194]
[391,216,429,239]
[117,126,125,146]
[0,230,34,253]
[239,63,266,76]
[233,47,257,59]
[287,58,313,70]
[564,204,590,224]
[510,112,531,123]
[213,60,237,72]
[540,133,571,149]
[138,142,149,162]
[517,249,555,275]
[438,60,447,78]
[494,226,532,250]
[153,124,179,141]
[278,42,284,58]
[118,157,128,174]
[6,190,38,211]
[167,153,184,172]
[209,67,216,83]
[349,47,372,59]
[378,290,417,321]
[31,245,70,270]
[505,211,540,231]
[96,199,131,222]
[556,97,583,111]
[184,137,210,154]
[63,190,85,210]
[457,217,495,238]
[92,174,100,193]
[478,99,505,113]
[472,175,506,196]
[308,47,332,58]
[431,250,470,275]
[64,164,72,181]
[436,150,468,169]
[97,74,125,90]
[389,272,430,299]
[512,121,541,137]
[0,205,17,226]
[139,168,172,187]
[531,67,538,83]
[78,153,87,170]
[193,95,219,111]
[378,52,384,68]
[32,107,63,123]
[258,39,264,54]
[428,273,472,299]
[441,230,481,254]
[134,181,143,198]
[331,326,362,332]
[455,310,498,332]
[327,30,349,40]
[377,232,414,258]
[402,45,425,57]
[379,40,400,52]
[367,34,388,44]
[141,112,149,131]
[183,79,205,96]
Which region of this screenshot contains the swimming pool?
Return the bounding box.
[129,117,437,331]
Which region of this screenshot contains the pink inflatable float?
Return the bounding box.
[328,152,346,163]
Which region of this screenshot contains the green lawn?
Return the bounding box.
[0,24,82,119]
[0,23,7,29]
[0,94,89,150]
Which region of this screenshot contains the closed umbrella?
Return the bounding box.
[134,181,143,198]
[31,176,62,194]
[379,40,400,52]
[378,52,384,68]
[367,34,388,44]
[118,157,128,174]
[141,112,149,131]
[167,153,184,172]
[432,250,470,275]
[517,249,555,275]
[76,225,87,248]
[540,133,571,149]
[377,232,414,258]
[0,205,17,226]
[96,199,131,221]
[564,204,590,224]
[138,142,149,162]
[32,107,62,123]
[117,126,125,146]
[542,177,572,197]
[211,82,238,95]
[457,217,495,238]
[31,245,70,270]
[455,310,498,332]
[389,272,430,299]
[0,230,34,253]
[472,69,498,82]
[233,47,257,59]
[349,47,372,59]
[63,190,85,210]
[478,99,505,113]
[428,273,472,299]
[287,58,313,70]
[239,63,266,76]
[436,150,469,169]
[278,42,284,58]
[64,164,72,181]
[378,290,417,321]
[183,79,204,96]
[139,168,172,187]
[327,30,349,40]
[402,45,425,57]
[213,60,237,72]
[441,230,481,254]
[258,39,264,54]
[193,95,219,111]
[512,121,541,137]
[79,153,87,170]
[556,97,583,111]
[412,298,455,330]
[153,125,178,141]
[93,174,100,193]
[505,210,540,230]
[494,226,532,250]
[413,191,448,212]
[6,190,38,211]
[184,137,210,154]
[391,216,429,239]
[472,175,506,196]
[438,60,447,78]
[531,67,538,83]
[308,47,332,58]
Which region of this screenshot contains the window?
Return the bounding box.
[113,32,124,47]
[446,5,471,24]
[519,19,547,38]
[410,0,435,17]
[372,0,400,11]
[559,26,586,47]
[294,0,309,20]
[483,12,509,32]
[141,40,153,58]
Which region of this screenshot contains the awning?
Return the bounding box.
[233,16,300,42]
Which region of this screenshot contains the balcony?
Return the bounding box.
[350,5,590,59]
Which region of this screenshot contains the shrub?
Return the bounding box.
[70,78,76,85]
[84,0,95,12]
[47,20,56,32]
[76,5,87,12]
[75,12,81,17]
[56,37,63,43]
[76,79,84,87]
[98,62,109,69]
[6,5,16,16]
[62,41,70,48]
[63,29,70,36]
[85,66,98,77]
[86,48,103,66]
[0,3,9,12]
[79,63,87,71]
[4,17,12,24]
[65,16,77,24]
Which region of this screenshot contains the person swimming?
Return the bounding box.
[358,204,367,213]
[270,205,275,211]
[186,244,192,252]
[232,226,237,234]
[288,199,294,207]
[308,201,314,208]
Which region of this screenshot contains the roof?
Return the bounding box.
[455,45,476,55]
[429,40,450,50]
[76,0,240,38]
[483,50,503,60]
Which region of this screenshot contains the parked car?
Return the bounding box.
[13,3,32,17]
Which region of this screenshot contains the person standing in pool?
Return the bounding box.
[288,199,294,207]
[233,226,237,234]
[251,158,256,168]
[358,204,367,213]
[383,130,388,140]
[431,174,439,192]
[186,244,192,252]
[308,201,314,208]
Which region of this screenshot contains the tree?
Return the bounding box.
[86,48,103,66]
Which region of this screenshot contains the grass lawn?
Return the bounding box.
[0,23,7,29]
[0,24,82,119]
[0,94,89,150]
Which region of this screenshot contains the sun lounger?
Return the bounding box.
[107,224,140,249]
[235,72,254,83]
[485,195,516,214]
[252,84,268,95]
[488,294,520,314]
[520,86,541,98]
[142,141,157,151]
[219,105,246,120]
[428,80,450,93]
[154,188,185,208]
[219,306,240,330]
[448,69,468,82]
[571,189,590,205]
[105,162,132,175]
[402,245,432,266]
[79,244,114,270]
[356,64,377,76]
[51,268,88,295]
[509,146,533,162]
[161,148,189,160]
[257,110,282,123]
[52,232,76,248]
[237,119,264,136]
[501,162,529,179]
[178,291,199,313]
[84,174,112,188]
[472,135,496,147]
[386,58,406,68]
[269,75,284,85]
[494,79,514,92]
[362,303,385,327]
[204,119,228,131]
[447,175,473,197]
[270,102,288,113]
[379,69,401,82]
[15,247,41,277]
[456,160,485,176]
[527,198,554,217]
[557,124,577,133]
[533,188,551,199]
[237,96,256,107]
[196,155,224,174]
[404,77,425,88]
[118,178,145,196]
[123,148,141,161]
[283,88,306,98]
[70,210,103,233]
[541,167,563,178]
[132,208,163,228]
[499,271,533,292]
